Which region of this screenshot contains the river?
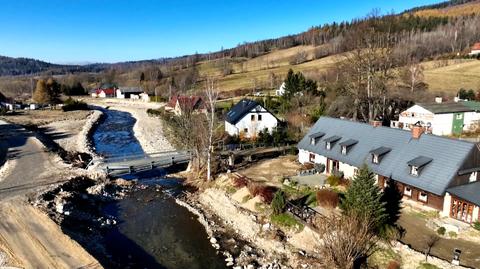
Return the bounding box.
[92,109,226,269]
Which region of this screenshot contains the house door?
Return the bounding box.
[452,113,464,135]
[450,197,474,223]
[329,159,339,174]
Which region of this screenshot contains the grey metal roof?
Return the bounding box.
[370,146,391,156]
[226,99,260,124]
[407,156,433,168]
[309,131,325,138]
[339,139,358,147]
[447,182,480,206]
[417,101,480,114]
[118,87,143,93]
[298,117,477,195]
[324,135,341,143]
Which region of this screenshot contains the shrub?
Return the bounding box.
[232,176,249,188]
[473,221,480,231]
[436,227,446,236]
[387,260,401,269]
[326,174,341,186]
[271,190,286,215]
[62,98,88,111]
[316,189,339,208]
[247,182,277,203]
[314,163,325,173]
[146,108,165,117]
[448,231,457,238]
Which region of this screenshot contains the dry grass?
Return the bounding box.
[413,1,480,17]
[422,59,480,93]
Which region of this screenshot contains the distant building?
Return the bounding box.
[116,87,144,99]
[392,97,480,136]
[91,83,117,98]
[275,82,286,96]
[299,117,480,223]
[225,99,279,138]
[165,95,205,115]
[469,42,480,56]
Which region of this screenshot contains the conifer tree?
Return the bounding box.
[340,164,387,229]
[381,179,403,226]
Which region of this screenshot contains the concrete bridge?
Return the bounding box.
[91,150,192,176]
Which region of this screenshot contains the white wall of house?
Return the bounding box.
[463,111,480,132]
[98,91,107,98]
[116,89,126,99]
[225,106,278,138]
[431,113,454,136]
[339,162,357,179]
[441,193,452,218]
[469,49,480,56]
[473,206,479,222]
[139,93,150,102]
[399,105,435,131]
[225,121,239,136]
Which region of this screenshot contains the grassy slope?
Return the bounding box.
[422,59,480,93]
[413,1,480,17]
[196,45,342,93]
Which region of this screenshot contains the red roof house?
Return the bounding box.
[469,42,480,56]
[166,95,206,115]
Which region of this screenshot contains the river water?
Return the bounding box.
[92,109,226,269]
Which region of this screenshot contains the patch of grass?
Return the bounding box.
[255,202,266,213]
[473,221,480,231]
[242,194,252,203]
[369,247,401,269]
[409,210,439,220]
[270,213,304,231]
[416,262,441,269]
[448,231,457,238]
[224,185,237,194]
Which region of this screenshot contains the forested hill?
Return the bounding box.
[1,0,480,77]
[0,56,107,76]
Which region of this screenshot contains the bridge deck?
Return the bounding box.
[95,150,192,176]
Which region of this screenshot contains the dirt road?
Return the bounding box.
[0,120,101,268]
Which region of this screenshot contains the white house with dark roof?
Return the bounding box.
[225,99,279,138]
[394,99,480,136]
[299,117,480,223]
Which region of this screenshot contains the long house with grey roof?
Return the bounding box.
[394,98,480,136]
[298,117,480,223]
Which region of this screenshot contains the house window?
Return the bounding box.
[418,191,428,202]
[309,153,315,163]
[244,128,248,133]
[251,115,255,121]
[410,166,419,176]
[372,154,379,164]
[311,138,315,145]
[404,186,412,197]
[341,146,347,155]
[326,142,331,150]
[258,114,262,121]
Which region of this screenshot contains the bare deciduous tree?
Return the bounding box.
[315,213,379,269]
[204,78,218,181]
[424,234,440,262]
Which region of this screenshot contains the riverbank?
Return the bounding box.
[0,109,104,268]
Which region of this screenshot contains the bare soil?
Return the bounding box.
[239,155,301,185]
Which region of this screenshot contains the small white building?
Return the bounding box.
[275,82,286,96]
[116,87,144,99]
[393,98,480,136]
[469,42,480,56]
[225,99,279,138]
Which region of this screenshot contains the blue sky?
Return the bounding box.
[0,0,441,63]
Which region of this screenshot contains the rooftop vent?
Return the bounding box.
[435,97,443,104]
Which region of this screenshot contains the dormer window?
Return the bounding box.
[324,135,341,151]
[369,147,391,164]
[339,139,358,155]
[309,132,325,146]
[407,156,433,177]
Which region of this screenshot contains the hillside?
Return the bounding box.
[422,59,480,92]
[412,0,480,17]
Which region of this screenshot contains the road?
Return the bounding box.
[0,120,102,268]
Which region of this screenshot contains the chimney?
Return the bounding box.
[435,97,443,104]
[411,124,424,139]
[370,120,383,127]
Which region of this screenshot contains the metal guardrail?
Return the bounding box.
[95,150,192,176]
